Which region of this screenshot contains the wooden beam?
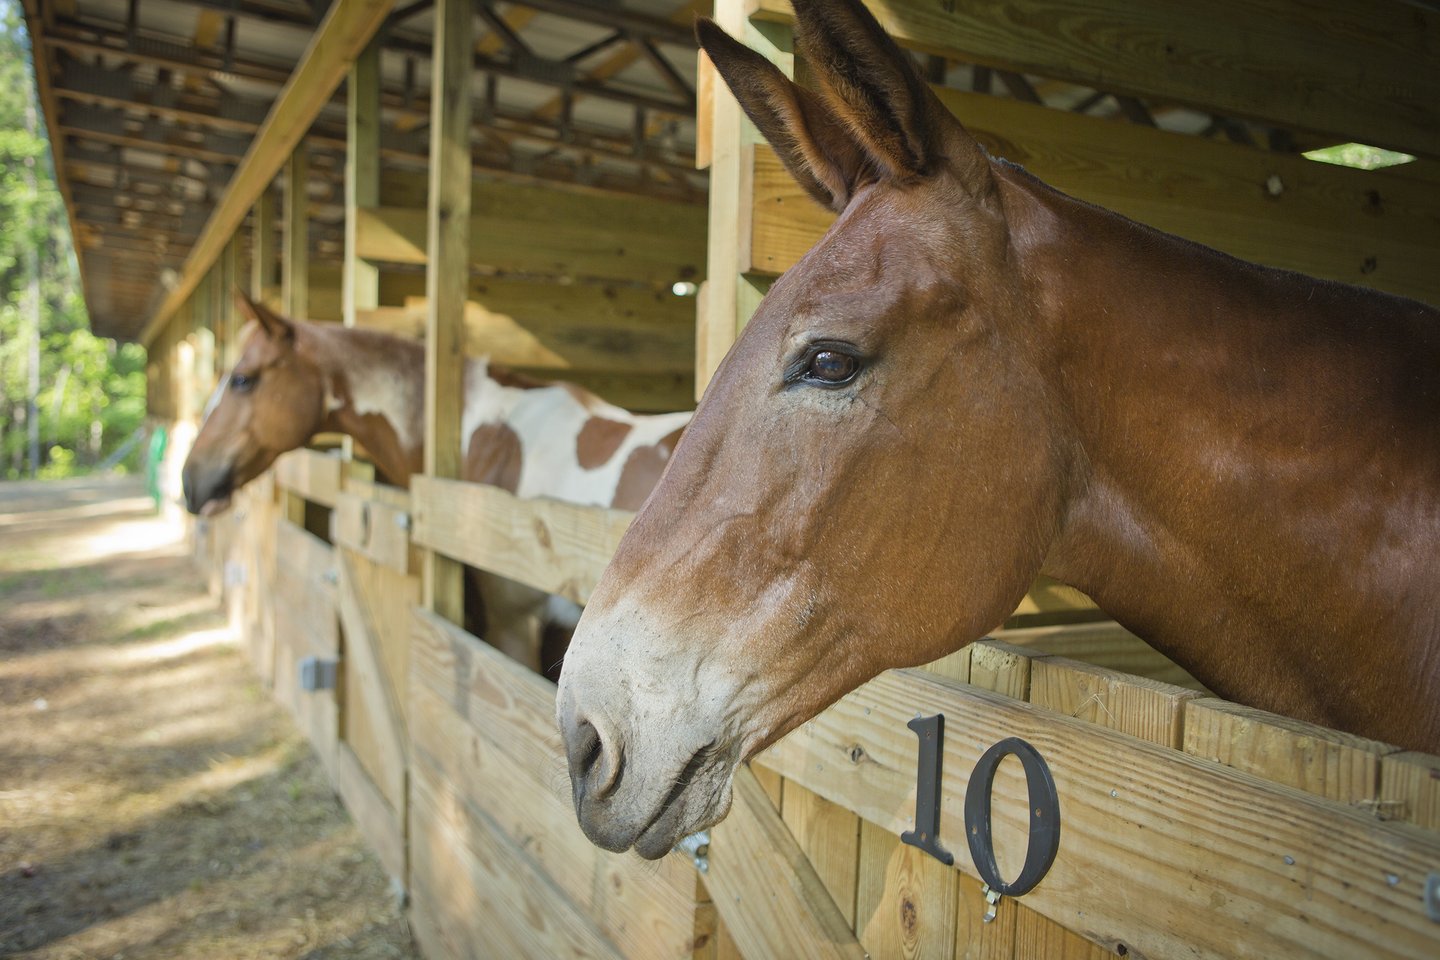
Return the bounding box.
[343,37,382,330]
[744,86,1440,305]
[250,186,278,303]
[354,190,706,285]
[282,147,309,319]
[139,0,397,346]
[748,0,1440,159]
[421,0,471,624]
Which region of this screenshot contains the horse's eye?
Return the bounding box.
[805,350,859,385]
[231,372,258,392]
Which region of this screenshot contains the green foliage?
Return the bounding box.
[0,0,147,480]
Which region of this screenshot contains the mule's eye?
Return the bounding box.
[231,372,258,392]
[805,350,859,385]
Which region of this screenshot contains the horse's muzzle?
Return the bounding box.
[182,462,234,516]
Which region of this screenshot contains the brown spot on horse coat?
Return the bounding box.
[577,417,632,470]
[613,427,684,511]
[465,421,523,494]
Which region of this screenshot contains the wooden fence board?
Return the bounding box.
[1183,698,1398,806]
[995,620,1204,691]
[273,448,343,508]
[332,740,405,882]
[757,667,1440,959]
[410,476,632,603]
[1030,656,1200,749]
[409,608,701,958]
[332,490,414,573]
[336,550,409,812]
[856,818,960,960]
[1379,752,1440,830]
[705,765,868,960]
[780,782,861,928]
[410,756,625,960]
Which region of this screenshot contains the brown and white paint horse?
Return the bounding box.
[183,293,690,668]
[557,0,1440,858]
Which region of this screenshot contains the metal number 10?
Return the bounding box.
[901,715,1062,898]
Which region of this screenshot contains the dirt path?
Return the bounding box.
[0,477,420,960]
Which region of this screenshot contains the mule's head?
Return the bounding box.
[557,0,1079,858]
[182,294,328,515]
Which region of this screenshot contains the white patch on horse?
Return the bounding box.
[201,374,230,425]
[346,360,422,455]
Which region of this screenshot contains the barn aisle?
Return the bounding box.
[0,476,420,960]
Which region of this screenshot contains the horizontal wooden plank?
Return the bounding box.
[1183,698,1398,805]
[1380,752,1440,830]
[332,490,414,573]
[408,608,701,958]
[410,476,633,604]
[273,448,343,507]
[705,766,868,960]
[994,620,1205,691]
[356,188,706,285]
[747,0,1440,159]
[356,283,694,375]
[747,88,1440,304]
[757,666,1440,959]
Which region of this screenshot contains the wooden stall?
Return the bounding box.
[37,0,1440,956]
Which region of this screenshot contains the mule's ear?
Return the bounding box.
[234,289,294,343]
[793,0,989,189]
[697,17,871,211]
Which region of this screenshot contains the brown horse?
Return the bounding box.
[183,293,690,668]
[556,0,1440,858]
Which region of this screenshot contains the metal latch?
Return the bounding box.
[1426,872,1440,923]
[981,883,1002,923]
[299,656,339,692]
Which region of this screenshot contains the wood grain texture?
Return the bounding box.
[756,667,1440,959]
[331,740,405,882]
[705,765,867,960]
[355,190,705,285]
[747,0,1440,159]
[408,608,702,959]
[1183,698,1398,805]
[1379,752,1440,830]
[995,620,1205,691]
[856,819,960,960]
[1030,656,1201,749]
[745,90,1440,304]
[781,781,861,928]
[410,476,632,604]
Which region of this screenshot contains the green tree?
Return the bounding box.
[0,0,147,480]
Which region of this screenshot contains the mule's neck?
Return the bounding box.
[296,323,427,487]
[1007,169,1440,745]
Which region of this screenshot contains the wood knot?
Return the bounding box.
[533,518,552,549]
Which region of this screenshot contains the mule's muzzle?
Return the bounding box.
[182,462,234,516]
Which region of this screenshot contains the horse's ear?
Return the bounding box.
[697,17,870,211]
[234,289,294,343]
[792,0,990,190]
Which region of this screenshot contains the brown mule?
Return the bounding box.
[556,0,1440,858]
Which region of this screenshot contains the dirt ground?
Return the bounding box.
[0,476,421,960]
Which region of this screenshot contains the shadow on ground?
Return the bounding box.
[0,477,419,960]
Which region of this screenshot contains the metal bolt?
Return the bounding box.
[1110,789,1118,798]
[1283,855,1296,866]
[1265,173,1285,197]
[1386,873,1400,887]
[395,512,411,531]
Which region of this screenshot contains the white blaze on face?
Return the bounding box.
[201,373,231,425]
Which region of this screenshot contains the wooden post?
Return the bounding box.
[343,36,382,463]
[220,237,239,367]
[283,148,309,321]
[421,0,471,623]
[251,186,277,304]
[282,150,310,527]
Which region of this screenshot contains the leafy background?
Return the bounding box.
[0,0,147,481]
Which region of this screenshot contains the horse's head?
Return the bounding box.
[557,0,1080,858]
[182,294,329,516]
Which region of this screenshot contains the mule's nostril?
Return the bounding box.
[566,716,624,801]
